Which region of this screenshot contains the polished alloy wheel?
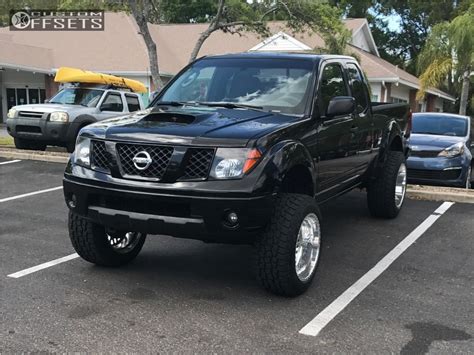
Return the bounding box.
[107,232,143,253]
[295,213,321,282]
[395,163,407,208]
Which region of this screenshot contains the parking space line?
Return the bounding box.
[0,186,63,203]
[7,253,79,278]
[299,201,455,337]
[0,159,21,165]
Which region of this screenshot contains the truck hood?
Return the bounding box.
[82,107,299,147]
[13,103,83,113]
[409,133,466,150]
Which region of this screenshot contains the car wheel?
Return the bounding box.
[367,151,407,219]
[68,211,146,266]
[255,193,322,297]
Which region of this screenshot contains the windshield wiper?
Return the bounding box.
[155,101,194,107]
[196,101,264,111]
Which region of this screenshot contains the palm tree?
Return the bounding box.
[417,5,473,115]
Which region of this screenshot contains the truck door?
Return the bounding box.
[345,62,375,173]
[315,62,358,194]
[96,92,125,120]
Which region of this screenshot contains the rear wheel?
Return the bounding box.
[367,151,407,218]
[14,137,46,151]
[68,211,146,266]
[255,193,322,297]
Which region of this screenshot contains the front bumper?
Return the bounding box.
[407,155,470,187]
[6,118,77,144]
[63,174,275,244]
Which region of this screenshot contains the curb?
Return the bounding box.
[407,186,474,204]
[0,147,69,163]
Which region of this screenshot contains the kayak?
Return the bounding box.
[54,67,147,93]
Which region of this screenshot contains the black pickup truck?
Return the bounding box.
[63,53,411,296]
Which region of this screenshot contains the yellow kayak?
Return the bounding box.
[54,67,147,93]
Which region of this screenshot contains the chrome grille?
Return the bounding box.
[91,140,110,172]
[116,143,173,180]
[181,148,215,180]
[18,111,44,118]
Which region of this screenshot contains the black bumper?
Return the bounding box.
[63,175,275,244]
[6,118,78,144]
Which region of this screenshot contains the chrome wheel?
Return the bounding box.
[395,163,407,209]
[295,213,321,282]
[107,232,144,253]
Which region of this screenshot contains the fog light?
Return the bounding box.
[227,212,238,225]
[68,194,77,209]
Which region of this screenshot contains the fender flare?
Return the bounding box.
[67,114,97,141]
[255,140,317,196]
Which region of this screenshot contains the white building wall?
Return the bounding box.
[368,81,382,102]
[390,84,410,102]
[352,29,371,53]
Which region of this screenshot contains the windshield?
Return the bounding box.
[49,88,104,107]
[412,114,468,137]
[157,58,315,115]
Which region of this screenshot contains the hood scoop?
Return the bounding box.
[144,112,195,124]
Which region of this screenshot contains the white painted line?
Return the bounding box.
[0,159,21,165]
[0,186,63,203]
[299,201,454,337]
[7,253,79,278]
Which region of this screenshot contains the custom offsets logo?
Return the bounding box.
[10,10,104,31]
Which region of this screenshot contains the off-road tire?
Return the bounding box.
[367,151,406,218]
[255,193,321,297]
[68,211,146,266]
[14,137,46,151]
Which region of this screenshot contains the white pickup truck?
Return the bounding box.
[6,84,145,152]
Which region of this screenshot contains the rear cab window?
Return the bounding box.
[125,94,141,112]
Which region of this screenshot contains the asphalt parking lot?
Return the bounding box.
[1,157,473,353]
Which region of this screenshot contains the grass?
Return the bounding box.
[0,136,14,146]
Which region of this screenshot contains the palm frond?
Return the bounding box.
[416,57,453,101]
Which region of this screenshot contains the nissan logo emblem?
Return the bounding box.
[132,151,152,170]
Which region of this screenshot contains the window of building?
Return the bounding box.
[371,94,379,102]
[391,97,408,104]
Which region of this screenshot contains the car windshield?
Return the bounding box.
[49,88,104,107]
[412,114,468,137]
[157,57,315,115]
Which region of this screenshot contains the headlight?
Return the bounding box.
[7,108,16,118]
[49,111,69,122]
[73,136,91,167]
[210,148,262,179]
[438,142,465,157]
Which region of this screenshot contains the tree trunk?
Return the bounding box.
[188,0,225,63]
[129,0,163,90]
[459,69,470,116]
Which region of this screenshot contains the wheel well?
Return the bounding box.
[280,165,314,196]
[390,135,403,152]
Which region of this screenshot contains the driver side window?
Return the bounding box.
[319,63,348,116]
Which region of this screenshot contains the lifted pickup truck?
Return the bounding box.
[63,53,411,296]
[6,84,144,152]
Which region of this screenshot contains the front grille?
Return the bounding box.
[116,143,173,180]
[410,150,440,158]
[18,111,44,118]
[91,140,110,172]
[408,168,462,180]
[181,148,215,180]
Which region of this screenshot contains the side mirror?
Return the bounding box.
[326,96,355,117]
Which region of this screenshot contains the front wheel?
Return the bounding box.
[367,151,407,218]
[255,193,322,297]
[68,212,146,266]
